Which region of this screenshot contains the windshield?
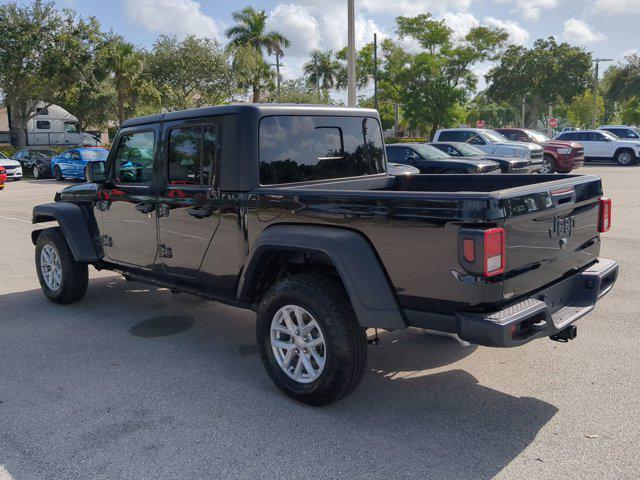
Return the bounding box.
[0,152,7,159]
[527,130,550,142]
[81,149,108,160]
[457,144,485,156]
[32,150,55,159]
[482,130,509,142]
[413,144,451,160]
[64,122,79,133]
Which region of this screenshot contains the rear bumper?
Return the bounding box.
[405,258,619,347]
[455,258,618,347]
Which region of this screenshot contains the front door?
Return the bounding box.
[156,119,222,277]
[98,127,159,269]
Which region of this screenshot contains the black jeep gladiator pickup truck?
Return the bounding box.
[32,105,618,405]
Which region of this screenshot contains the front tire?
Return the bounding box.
[35,228,88,304]
[615,149,635,166]
[256,274,367,406]
[54,165,64,181]
[541,154,556,173]
[32,165,40,179]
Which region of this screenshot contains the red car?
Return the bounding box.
[496,128,584,173]
[0,166,6,190]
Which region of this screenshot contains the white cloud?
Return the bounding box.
[494,0,559,20]
[594,0,640,15]
[440,12,479,39]
[266,4,322,57]
[562,18,607,44]
[484,17,529,45]
[360,0,473,15]
[124,0,220,39]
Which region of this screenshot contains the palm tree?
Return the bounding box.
[225,7,290,102]
[303,50,341,92]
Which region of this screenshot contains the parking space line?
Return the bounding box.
[0,215,31,224]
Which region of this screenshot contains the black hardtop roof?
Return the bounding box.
[120,104,379,128]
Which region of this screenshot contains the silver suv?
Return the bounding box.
[433,128,544,172]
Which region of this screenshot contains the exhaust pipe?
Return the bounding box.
[550,325,577,343]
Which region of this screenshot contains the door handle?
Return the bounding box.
[187,206,212,219]
[135,202,155,214]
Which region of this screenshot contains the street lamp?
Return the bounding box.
[592,58,612,129]
[347,0,356,107]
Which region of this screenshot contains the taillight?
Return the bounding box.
[484,228,505,277]
[598,197,611,233]
[458,227,506,278]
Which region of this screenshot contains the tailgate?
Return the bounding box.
[499,175,603,302]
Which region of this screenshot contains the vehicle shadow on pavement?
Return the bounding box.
[0,276,558,480]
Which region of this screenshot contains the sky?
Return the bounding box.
[8,0,640,97]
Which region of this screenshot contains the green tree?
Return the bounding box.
[392,14,508,137]
[486,38,592,128]
[336,43,376,89]
[232,46,275,104]
[303,50,341,91]
[225,6,290,102]
[620,97,640,125]
[100,35,159,125]
[148,35,237,111]
[266,78,332,104]
[566,90,604,128]
[601,54,640,123]
[0,1,104,147]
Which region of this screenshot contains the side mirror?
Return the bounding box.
[86,161,106,183]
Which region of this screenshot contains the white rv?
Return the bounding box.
[27,104,101,147]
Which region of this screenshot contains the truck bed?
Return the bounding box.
[249,173,604,316]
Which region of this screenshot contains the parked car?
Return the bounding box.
[387,162,420,175]
[433,128,544,173]
[429,142,533,174]
[12,148,56,179]
[32,105,618,405]
[0,151,23,180]
[495,128,584,173]
[0,166,6,190]
[386,143,501,174]
[553,129,640,165]
[51,147,109,180]
[597,125,640,140]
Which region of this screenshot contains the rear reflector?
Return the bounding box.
[484,228,505,277]
[463,239,475,262]
[598,197,611,233]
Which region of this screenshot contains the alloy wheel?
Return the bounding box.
[270,305,327,384]
[40,244,62,291]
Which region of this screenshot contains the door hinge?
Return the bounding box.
[98,235,113,247]
[158,244,173,258]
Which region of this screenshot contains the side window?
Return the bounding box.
[70,151,81,160]
[591,132,606,141]
[386,147,401,162]
[445,145,458,156]
[36,121,50,130]
[468,132,485,145]
[113,131,155,184]
[61,152,71,159]
[438,131,461,142]
[627,130,640,139]
[501,131,516,140]
[167,122,222,186]
[168,127,202,185]
[574,132,588,141]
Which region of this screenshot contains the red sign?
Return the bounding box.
[476,119,485,128]
[548,118,558,128]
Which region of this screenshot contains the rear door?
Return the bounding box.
[500,176,602,300]
[156,118,222,277]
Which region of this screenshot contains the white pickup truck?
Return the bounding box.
[554,129,640,166]
[433,128,544,172]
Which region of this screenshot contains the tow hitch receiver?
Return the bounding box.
[550,325,577,343]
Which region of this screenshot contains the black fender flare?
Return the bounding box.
[238,225,406,330]
[31,202,99,262]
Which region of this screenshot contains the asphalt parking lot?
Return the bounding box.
[0,166,639,480]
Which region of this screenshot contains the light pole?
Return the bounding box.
[592,58,612,129]
[373,32,378,111]
[347,0,356,107]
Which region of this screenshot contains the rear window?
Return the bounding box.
[259,115,385,185]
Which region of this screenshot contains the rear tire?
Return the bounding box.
[35,228,88,304]
[256,274,367,406]
[32,165,40,179]
[54,166,64,181]
[615,149,635,166]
